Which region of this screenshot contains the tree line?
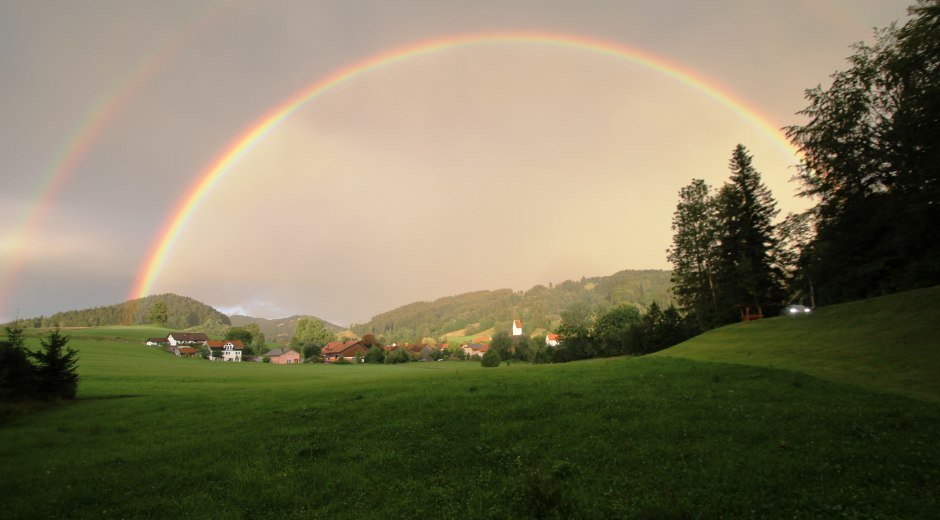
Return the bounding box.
[669,1,939,331]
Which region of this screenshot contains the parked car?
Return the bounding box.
[785,304,812,315]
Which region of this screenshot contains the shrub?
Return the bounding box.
[481,348,501,368]
[384,348,410,364]
[364,346,385,364]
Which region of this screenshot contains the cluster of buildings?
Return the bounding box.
[142,320,560,365]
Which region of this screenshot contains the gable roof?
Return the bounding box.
[168,332,209,342]
[264,347,299,357]
[177,346,198,354]
[321,340,365,355]
[547,333,559,340]
[513,320,522,328]
[207,340,244,350]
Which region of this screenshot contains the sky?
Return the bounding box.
[0,0,912,326]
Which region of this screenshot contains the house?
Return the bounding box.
[512,320,523,336]
[546,333,560,347]
[461,343,489,358]
[171,346,199,358]
[167,332,209,346]
[145,337,168,346]
[321,340,367,363]
[264,347,301,365]
[406,344,432,360]
[207,340,244,362]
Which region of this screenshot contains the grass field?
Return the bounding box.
[1,289,939,518]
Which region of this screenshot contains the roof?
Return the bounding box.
[207,340,244,350]
[264,348,299,357]
[466,343,489,352]
[321,340,365,355]
[547,334,559,340]
[146,337,168,343]
[177,347,198,354]
[168,332,209,341]
[513,320,523,328]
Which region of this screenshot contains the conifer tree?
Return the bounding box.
[714,145,784,320]
[30,329,79,400]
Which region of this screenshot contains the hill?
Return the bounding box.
[7,293,231,330]
[352,269,674,342]
[656,284,940,402]
[228,314,345,344]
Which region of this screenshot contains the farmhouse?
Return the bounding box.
[171,346,199,358]
[546,333,560,347]
[321,340,367,363]
[264,347,301,364]
[207,340,244,362]
[461,343,489,358]
[167,332,209,346]
[145,337,168,346]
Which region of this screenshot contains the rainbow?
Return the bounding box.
[0,0,233,318]
[131,31,802,300]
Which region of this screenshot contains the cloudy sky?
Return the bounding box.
[0,0,911,325]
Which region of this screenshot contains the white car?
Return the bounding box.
[785,304,812,315]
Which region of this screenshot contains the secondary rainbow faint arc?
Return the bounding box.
[131,31,801,300]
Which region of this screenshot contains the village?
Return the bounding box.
[143,319,562,364]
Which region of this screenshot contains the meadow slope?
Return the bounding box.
[1,292,939,518]
[656,285,940,402]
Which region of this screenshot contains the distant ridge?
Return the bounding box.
[352,269,674,343]
[8,293,230,329]
[229,315,345,344]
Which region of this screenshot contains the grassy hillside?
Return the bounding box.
[657,285,940,402]
[352,269,674,343]
[229,314,345,344]
[1,302,938,517]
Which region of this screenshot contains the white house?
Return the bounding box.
[207,340,244,362]
[512,320,523,337]
[546,333,560,347]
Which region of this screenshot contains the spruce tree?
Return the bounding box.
[0,327,36,401]
[30,329,79,400]
[714,145,785,321]
[667,179,720,330]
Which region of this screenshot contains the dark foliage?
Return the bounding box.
[0,327,79,401]
[480,347,501,367]
[785,1,940,303]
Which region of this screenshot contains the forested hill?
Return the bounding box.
[8,293,230,329]
[352,269,674,342]
[229,315,345,344]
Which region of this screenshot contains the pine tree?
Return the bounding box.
[714,145,785,321]
[0,327,36,401]
[30,329,79,400]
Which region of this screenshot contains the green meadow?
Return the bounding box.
[2,289,939,518]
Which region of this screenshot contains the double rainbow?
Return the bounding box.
[131,31,800,300]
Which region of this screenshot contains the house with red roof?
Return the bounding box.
[321,340,367,363]
[207,340,244,362]
[546,333,560,347]
[171,346,199,358]
[264,347,301,365]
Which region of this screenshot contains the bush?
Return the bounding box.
[0,327,79,401]
[364,346,385,364]
[384,348,410,364]
[481,348,501,367]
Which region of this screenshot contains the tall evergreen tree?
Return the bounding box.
[714,145,784,320]
[667,179,720,330]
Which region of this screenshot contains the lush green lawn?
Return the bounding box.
[2,292,939,518]
[657,285,940,402]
